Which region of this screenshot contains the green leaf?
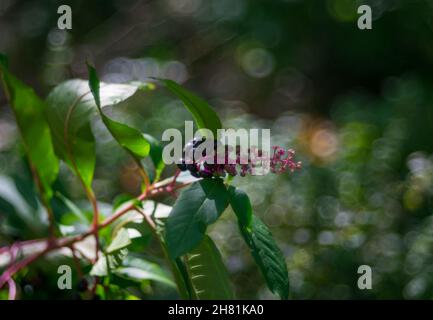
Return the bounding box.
[106,228,132,253]
[55,192,88,224]
[165,179,229,258]
[228,186,253,228]
[115,256,175,288]
[0,196,28,237]
[0,174,46,237]
[101,114,150,158]
[90,249,128,277]
[184,235,234,299]
[0,61,59,200]
[91,228,131,276]
[159,79,222,136]
[241,215,289,300]
[87,63,101,108]
[87,65,167,181]
[45,78,145,189]
[228,186,289,299]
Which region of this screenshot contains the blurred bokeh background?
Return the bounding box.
[1,0,433,299]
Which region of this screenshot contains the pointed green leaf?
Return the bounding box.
[229,186,289,299]
[101,114,150,158]
[87,65,167,181]
[241,215,289,300]
[184,235,234,299]
[0,60,58,199]
[87,63,101,108]
[165,179,229,258]
[159,79,222,136]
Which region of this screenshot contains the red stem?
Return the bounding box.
[0,177,195,290]
[7,279,16,300]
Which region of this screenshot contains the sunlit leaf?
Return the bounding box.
[87,65,166,181]
[107,228,132,254]
[158,79,222,136]
[46,78,146,189]
[184,235,234,299]
[90,248,128,277]
[0,56,58,199]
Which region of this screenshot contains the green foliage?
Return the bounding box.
[88,65,149,155]
[229,187,289,300]
[102,116,151,158]
[87,64,165,182]
[0,62,291,300]
[159,79,222,136]
[184,235,234,299]
[165,179,229,258]
[91,228,131,277]
[106,228,132,254]
[115,256,175,288]
[45,79,145,189]
[0,54,58,200]
[242,216,289,300]
[228,186,253,228]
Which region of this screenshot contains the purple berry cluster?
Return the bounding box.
[270,146,302,173]
[177,138,301,178]
[176,137,219,178]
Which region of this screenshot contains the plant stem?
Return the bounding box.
[87,188,100,263]
[0,176,195,290]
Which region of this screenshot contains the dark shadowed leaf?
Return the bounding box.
[228,186,253,228]
[228,186,289,299]
[165,179,229,258]
[241,215,289,300]
[184,235,234,299]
